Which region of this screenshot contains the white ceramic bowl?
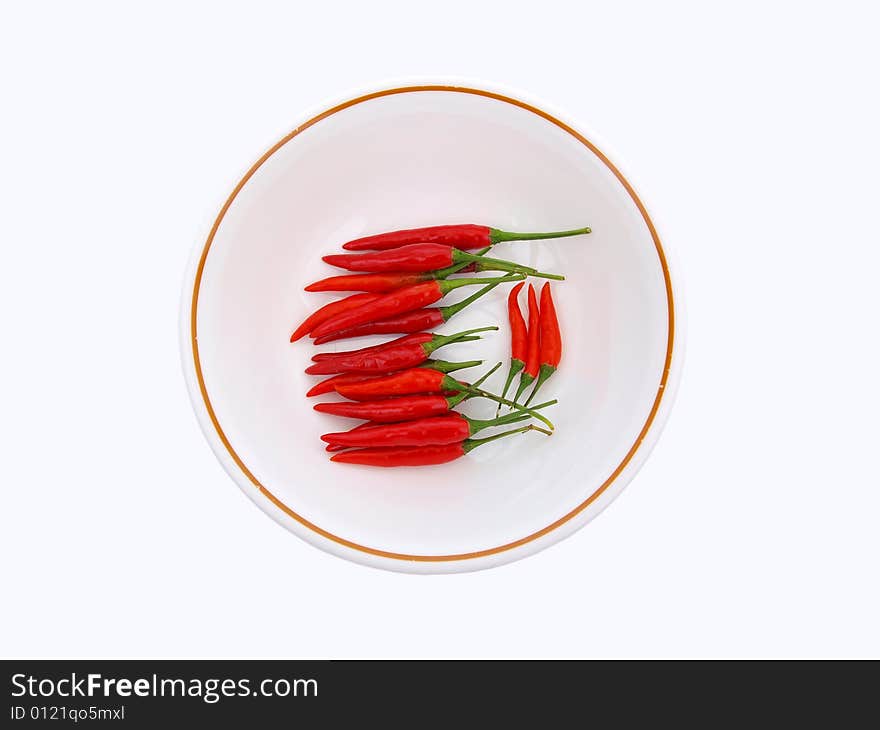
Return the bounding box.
[180,83,682,573]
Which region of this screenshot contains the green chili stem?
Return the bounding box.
[495,359,525,417]
[462,424,552,454]
[432,246,492,279]
[439,280,503,321]
[468,399,558,434]
[512,372,536,407]
[453,252,565,281]
[438,273,524,294]
[523,271,565,281]
[455,250,539,275]
[523,364,557,406]
[426,326,497,355]
[446,362,502,408]
[426,359,482,374]
[489,226,591,244]
[458,384,555,430]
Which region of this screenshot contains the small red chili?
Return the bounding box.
[321,400,553,449]
[305,360,477,398]
[304,326,495,375]
[326,415,471,448]
[289,292,380,342]
[333,360,494,401]
[329,425,550,467]
[513,284,541,404]
[323,243,563,279]
[341,224,592,251]
[311,280,501,344]
[308,274,523,340]
[497,281,527,408]
[311,333,432,362]
[314,309,445,344]
[316,394,462,422]
[306,272,431,294]
[524,282,562,406]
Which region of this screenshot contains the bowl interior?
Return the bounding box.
[194,89,670,558]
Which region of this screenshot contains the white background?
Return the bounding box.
[2,1,878,658]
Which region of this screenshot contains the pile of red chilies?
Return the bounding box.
[290,223,589,467]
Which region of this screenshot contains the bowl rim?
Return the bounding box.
[179,80,683,573]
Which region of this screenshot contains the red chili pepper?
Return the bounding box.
[342,224,592,251]
[334,361,498,401]
[315,370,555,430]
[304,326,495,375]
[322,243,563,279]
[306,271,430,294]
[314,309,444,344]
[289,292,380,342]
[537,282,562,369]
[329,425,550,467]
[308,274,523,340]
[321,406,543,448]
[311,333,432,362]
[524,283,563,406]
[325,415,471,448]
[513,284,541,404]
[305,360,477,398]
[311,280,501,344]
[497,281,527,409]
[303,251,487,293]
[316,394,461,422]
[510,283,529,365]
[336,360,499,404]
